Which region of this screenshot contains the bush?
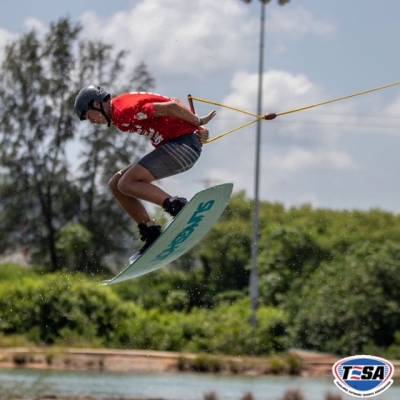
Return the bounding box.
[0,270,290,355]
[291,241,400,354]
[190,355,222,373]
[0,273,129,345]
[179,299,289,356]
[0,263,34,281]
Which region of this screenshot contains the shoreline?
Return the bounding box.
[1,347,399,380]
[0,347,339,377]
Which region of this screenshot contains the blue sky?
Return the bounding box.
[1,0,400,213]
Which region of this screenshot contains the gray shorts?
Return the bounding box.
[138,132,202,180]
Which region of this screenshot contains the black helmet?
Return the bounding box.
[74,85,110,121]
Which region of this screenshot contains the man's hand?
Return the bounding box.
[198,110,217,126]
[196,126,209,144]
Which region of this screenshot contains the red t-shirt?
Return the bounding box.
[110,92,196,147]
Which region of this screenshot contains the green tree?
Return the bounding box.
[0,18,154,273]
[291,241,400,355]
[257,226,330,306]
[55,223,93,272]
[0,19,80,271]
[197,191,252,293]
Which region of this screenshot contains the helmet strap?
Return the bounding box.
[100,102,111,128]
[89,103,111,127]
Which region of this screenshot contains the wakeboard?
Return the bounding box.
[102,183,233,285]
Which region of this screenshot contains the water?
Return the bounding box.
[0,368,399,400]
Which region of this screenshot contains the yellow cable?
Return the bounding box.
[190,81,400,143]
[205,119,259,144]
[188,95,260,118]
[276,81,400,117]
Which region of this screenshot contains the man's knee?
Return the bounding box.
[108,174,120,194]
[117,174,134,195]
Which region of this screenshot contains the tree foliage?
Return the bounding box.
[0,18,154,273]
[196,191,252,291]
[291,241,400,355]
[0,272,288,355]
[0,21,79,270]
[2,189,400,356]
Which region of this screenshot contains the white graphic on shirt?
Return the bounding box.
[135,112,147,120]
[131,125,164,145]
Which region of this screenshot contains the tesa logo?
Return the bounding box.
[332,355,394,398]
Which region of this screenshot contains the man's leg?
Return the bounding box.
[109,163,172,259]
[108,163,171,224]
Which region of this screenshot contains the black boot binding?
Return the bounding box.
[162,197,188,217]
[129,223,162,264]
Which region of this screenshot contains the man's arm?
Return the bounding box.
[153,99,216,126]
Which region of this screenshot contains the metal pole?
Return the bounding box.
[249,0,265,329]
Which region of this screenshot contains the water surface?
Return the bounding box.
[0,368,399,400]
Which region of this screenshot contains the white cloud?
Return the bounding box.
[266,5,336,37]
[80,0,256,78]
[0,18,48,62]
[358,91,400,138]
[0,28,15,60]
[197,68,363,205]
[223,69,317,112]
[214,69,331,149]
[383,94,400,128]
[270,147,359,174]
[23,18,47,35]
[384,94,400,115]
